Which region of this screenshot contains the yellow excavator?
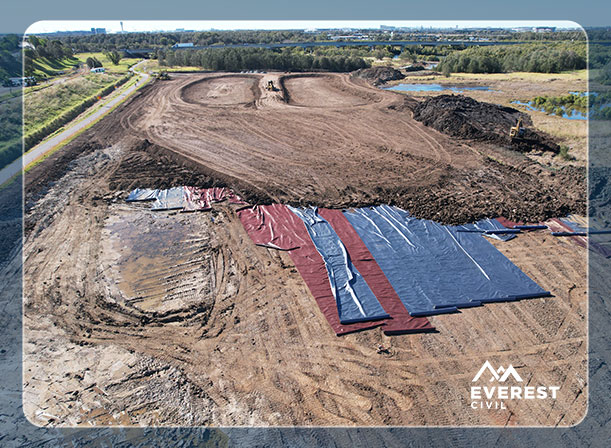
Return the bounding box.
[509,118,524,139]
[265,80,276,91]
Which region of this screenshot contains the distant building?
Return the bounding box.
[90,67,105,74]
[533,27,556,33]
[91,28,107,34]
[172,42,194,48]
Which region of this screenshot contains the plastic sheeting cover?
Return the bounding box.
[548,218,611,258]
[237,204,430,335]
[126,187,246,212]
[455,218,517,241]
[126,188,159,202]
[237,204,306,251]
[152,187,186,211]
[319,208,434,334]
[344,205,550,316]
[288,207,390,324]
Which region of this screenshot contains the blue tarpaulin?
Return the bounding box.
[343,205,550,316]
[288,206,390,324]
[455,218,518,241]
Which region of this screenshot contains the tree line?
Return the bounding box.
[60,30,328,52]
[159,47,370,72]
[23,37,75,77]
[0,35,21,80]
[438,43,586,74]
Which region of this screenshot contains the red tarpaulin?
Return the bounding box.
[319,209,434,335]
[237,205,433,336]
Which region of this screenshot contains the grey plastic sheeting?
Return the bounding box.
[151,187,187,211]
[343,205,549,316]
[126,188,160,202]
[126,187,186,210]
[288,206,390,324]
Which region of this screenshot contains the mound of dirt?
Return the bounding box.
[352,66,405,86]
[411,95,560,153]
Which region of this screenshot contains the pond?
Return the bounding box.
[383,83,493,93]
[569,91,597,97]
[511,100,587,120]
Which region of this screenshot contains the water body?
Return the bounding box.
[511,100,587,120]
[384,83,492,93]
[569,91,597,97]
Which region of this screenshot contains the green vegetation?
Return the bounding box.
[62,30,323,52]
[75,52,139,73]
[558,145,574,161]
[56,29,586,53]
[24,73,130,149]
[0,98,21,169]
[105,50,122,65]
[438,43,586,74]
[530,94,588,116]
[85,56,102,69]
[24,36,79,78]
[0,35,21,81]
[159,47,369,72]
[590,91,611,120]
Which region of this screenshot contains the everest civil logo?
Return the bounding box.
[472,360,523,383]
[470,361,559,410]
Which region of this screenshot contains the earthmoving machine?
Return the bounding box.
[509,118,524,139]
[154,71,170,80]
[265,80,276,91]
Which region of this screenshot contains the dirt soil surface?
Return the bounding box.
[42,72,585,225]
[21,71,588,427]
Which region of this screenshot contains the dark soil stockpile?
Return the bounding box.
[352,66,405,86]
[411,95,560,153]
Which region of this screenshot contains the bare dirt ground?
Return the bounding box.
[21,72,587,427]
[102,72,585,224]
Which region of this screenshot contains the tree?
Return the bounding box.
[105,50,122,65]
[86,57,102,69]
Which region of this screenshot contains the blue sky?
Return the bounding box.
[25,20,582,35]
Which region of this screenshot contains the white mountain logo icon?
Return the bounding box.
[472,361,523,382]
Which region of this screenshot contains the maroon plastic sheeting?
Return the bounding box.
[237,204,425,335]
[237,203,305,251]
[184,187,246,211]
[319,209,434,335]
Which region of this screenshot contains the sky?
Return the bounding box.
[25,20,582,35]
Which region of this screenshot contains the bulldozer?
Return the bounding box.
[265,80,276,91]
[509,117,524,139]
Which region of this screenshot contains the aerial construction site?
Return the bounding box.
[21,49,589,427]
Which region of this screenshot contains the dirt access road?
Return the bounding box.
[22,72,587,426]
[0,61,147,188]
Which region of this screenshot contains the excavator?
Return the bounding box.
[509,117,524,139]
[265,80,276,91]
